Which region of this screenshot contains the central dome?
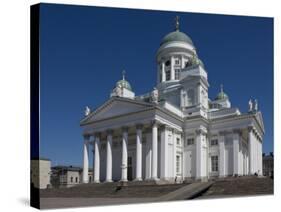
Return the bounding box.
[160,30,194,46]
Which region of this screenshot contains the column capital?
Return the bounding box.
[151,120,160,127]
[159,124,168,131]
[136,123,144,130]
[83,134,91,140]
[195,128,206,135]
[106,129,113,135]
[233,128,242,135]
[219,131,227,136]
[94,132,101,138]
[247,126,254,132]
[122,126,129,132]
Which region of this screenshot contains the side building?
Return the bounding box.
[51,165,93,188]
[263,152,273,177]
[31,158,51,189]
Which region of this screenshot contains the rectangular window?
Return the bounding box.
[176,155,180,174]
[187,138,194,146]
[166,70,171,81]
[176,138,180,145]
[211,155,219,172]
[175,59,180,65]
[175,69,180,80]
[211,139,218,146]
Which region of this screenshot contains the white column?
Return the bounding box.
[145,132,152,180]
[197,83,201,105]
[248,126,254,175]
[161,62,165,82]
[82,135,90,183]
[195,129,203,179]
[181,55,184,68]
[121,127,128,182]
[106,130,113,182]
[233,130,240,176]
[160,125,168,180]
[170,56,175,80]
[259,138,263,176]
[151,120,158,180]
[218,132,225,177]
[135,124,143,181]
[94,133,100,183]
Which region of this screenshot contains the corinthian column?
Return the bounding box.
[94,133,100,183]
[135,124,143,181]
[82,135,90,183]
[233,129,241,176]
[106,129,113,182]
[218,132,225,177]
[248,126,254,175]
[121,127,128,182]
[151,120,158,180]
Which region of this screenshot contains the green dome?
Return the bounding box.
[160,30,194,46]
[198,59,205,68]
[116,79,132,91]
[215,85,228,100]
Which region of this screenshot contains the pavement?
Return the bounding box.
[40,197,156,209]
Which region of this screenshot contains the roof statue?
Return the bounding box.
[115,84,122,97]
[84,106,91,116]
[254,99,258,111]
[151,87,159,104]
[248,99,253,112]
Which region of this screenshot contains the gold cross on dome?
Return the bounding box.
[122,70,126,80]
[175,16,180,31]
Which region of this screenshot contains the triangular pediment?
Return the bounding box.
[81,97,154,125]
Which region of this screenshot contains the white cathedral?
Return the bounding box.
[80,17,265,184]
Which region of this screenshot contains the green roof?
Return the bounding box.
[160,30,194,46]
[215,85,228,100]
[115,70,133,91]
[116,79,132,91]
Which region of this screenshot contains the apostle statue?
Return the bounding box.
[151,87,159,104]
[116,84,122,97]
[254,99,258,111]
[248,99,253,112]
[84,106,91,116]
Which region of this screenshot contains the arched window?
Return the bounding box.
[70,176,73,183]
[165,70,171,81]
[187,89,195,106]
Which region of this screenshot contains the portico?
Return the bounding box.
[80,97,185,183]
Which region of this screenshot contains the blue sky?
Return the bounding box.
[38,3,273,167]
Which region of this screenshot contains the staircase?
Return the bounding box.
[198,176,273,197]
[41,181,186,198]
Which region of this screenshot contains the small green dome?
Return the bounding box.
[116,79,132,91]
[198,59,205,68]
[215,85,228,100]
[160,30,194,46]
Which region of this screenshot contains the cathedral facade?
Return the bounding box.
[80,17,264,183]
